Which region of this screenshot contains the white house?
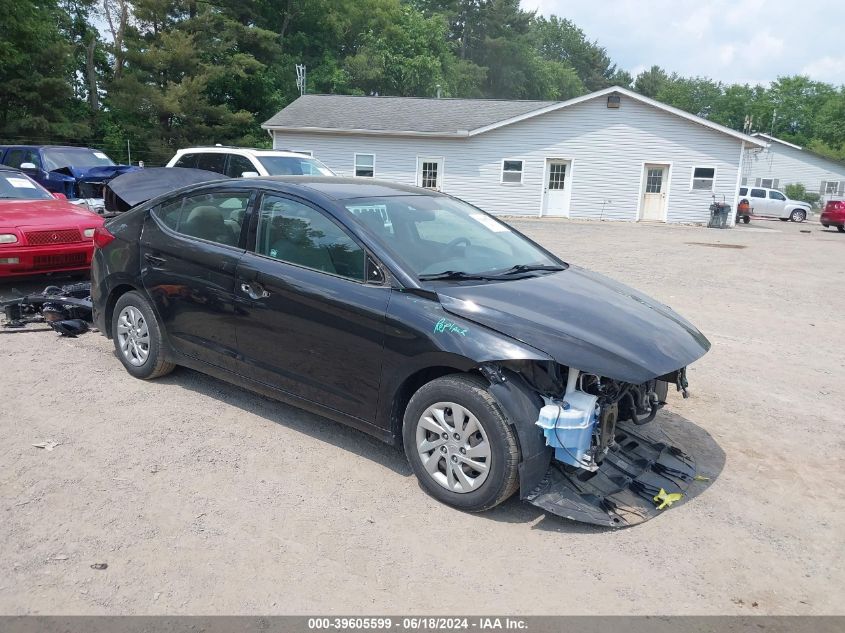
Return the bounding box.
[263,86,765,224]
[743,133,845,200]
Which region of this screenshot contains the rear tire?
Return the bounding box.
[790,209,807,222]
[111,291,175,380]
[742,216,750,224]
[403,374,520,512]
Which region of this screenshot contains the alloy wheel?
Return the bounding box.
[116,306,150,367]
[415,401,491,493]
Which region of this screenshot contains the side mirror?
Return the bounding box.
[52,192,67,200]
[20,162,38,173]
[241,171,260,178]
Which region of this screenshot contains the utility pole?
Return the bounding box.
[126,139,131,165]
[295,64,306,96]
[770,109,777,136]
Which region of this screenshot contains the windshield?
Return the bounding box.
[42,148,116,171]
[342,195,560,278]
[257,155,334,176]
[0,172,54,200]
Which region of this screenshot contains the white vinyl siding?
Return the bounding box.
[273,96,746,223]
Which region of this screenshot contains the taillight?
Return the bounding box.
[92,225,115,248]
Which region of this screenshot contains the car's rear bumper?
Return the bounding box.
[820,213,845,226]
[0,243,94,277]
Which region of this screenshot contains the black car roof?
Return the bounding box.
[249,176,433,200]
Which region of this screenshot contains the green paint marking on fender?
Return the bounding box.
[434,317,468,336]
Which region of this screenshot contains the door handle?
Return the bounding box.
[240,282,270,300]
[144,253,166,266]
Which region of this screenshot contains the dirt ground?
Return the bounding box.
[1,217,843,615]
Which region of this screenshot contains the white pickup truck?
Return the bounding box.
[738,186,811,222]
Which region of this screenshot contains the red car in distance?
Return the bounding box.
[0,166,103,278]
[820,200,845,233]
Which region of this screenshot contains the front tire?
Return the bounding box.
[838,226,845,233]
[790,209,807,222]
[111,291,175,380]
[403,374,520,512]
[742,216,750,224]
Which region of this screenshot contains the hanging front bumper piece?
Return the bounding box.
[525,420,696,528]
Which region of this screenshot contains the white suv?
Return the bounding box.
[738,186,811,222]
[166,147,335,178]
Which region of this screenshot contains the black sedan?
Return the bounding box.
[91,176,710,526]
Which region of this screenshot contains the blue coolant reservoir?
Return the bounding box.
[535,392,599,469]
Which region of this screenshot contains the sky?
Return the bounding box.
[522,0,844,86]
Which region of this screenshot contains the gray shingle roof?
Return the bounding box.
[262,94,557,135]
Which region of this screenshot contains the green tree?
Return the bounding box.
[531,15,627,91]
[633,65,668,98]
[0,0,90,140]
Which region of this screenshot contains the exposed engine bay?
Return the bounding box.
[527,365,696,527]
[481,360,697,527]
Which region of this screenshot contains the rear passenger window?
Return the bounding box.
[750,189,765,198]
[153,191,250,247]
[256,195,365,281]
[194,153,227,174]
[226,154,256,178]
[173,154,198,169]
[156,198,184,231]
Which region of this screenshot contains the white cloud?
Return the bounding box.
[521,0,843,85]
[801,56,845,84]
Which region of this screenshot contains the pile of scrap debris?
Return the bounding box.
[2,282,93,337]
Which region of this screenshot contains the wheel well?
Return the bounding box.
[104,284,138,338]
[389,366,481,442]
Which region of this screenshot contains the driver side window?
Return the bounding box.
[256,195,365,281]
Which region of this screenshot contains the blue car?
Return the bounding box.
[0,145,137,212]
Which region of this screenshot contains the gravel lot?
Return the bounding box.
[1,218,842,615]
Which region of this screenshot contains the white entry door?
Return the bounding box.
[417,157,444,190]
[542,159,571,216]
[640,164,669,221]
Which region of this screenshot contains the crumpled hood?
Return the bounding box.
[50,165,138,183]
[437,266,710,384]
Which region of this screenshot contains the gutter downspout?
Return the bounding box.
[731,140,745,227]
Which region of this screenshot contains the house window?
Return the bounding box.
[760,178,775,188]
[825,181,839,194]
[501,160,524,183]
[354,153,375,178]
[421,161,438,189]
[691,166,715,190]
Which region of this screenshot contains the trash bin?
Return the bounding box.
[708,202,731,228]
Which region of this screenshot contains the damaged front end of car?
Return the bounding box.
[478,359,697,528]
[428,266,710,527]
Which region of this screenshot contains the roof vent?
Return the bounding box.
[607,95,621,109]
